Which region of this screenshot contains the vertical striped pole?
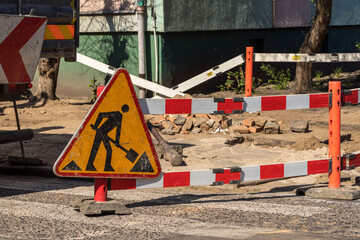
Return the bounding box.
[328,81,341,189]
[94,178,108,202]
[245,47,253,97]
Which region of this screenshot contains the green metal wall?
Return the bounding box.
[163,0,273,32]
[53,0,360,97]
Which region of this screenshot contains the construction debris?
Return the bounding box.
[147,114,284,137]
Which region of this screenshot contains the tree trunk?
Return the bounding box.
[295,0,332,94]
[35,58,60,100]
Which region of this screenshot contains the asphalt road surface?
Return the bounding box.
[0,174,359,240]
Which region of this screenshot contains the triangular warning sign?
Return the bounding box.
[53,69,161,178]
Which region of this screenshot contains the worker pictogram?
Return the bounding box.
[0,15,47,84]
[53,69,161,178]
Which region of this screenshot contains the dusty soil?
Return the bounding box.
[0,72,360,191]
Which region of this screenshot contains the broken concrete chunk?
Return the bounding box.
[192,128,202,134]
[194,117,208,127]
[172,125,182,134]
[200,123,210,131]
[205,119,215,127]
[243,118,255,127]
[264,121,280,134]
[229,125,250,134]
[231,117,243,127]
[150,123,165,130]
[213,122,221,130]
[209,114,224,123]
[221,119,232,129]
[249,126,262,133]
[160,129,175,135]
[174,115,186,125]
[290,120,309,133]
[254,118,267,129]
[182,118,193,131]
[225,136,245,146]
[162,121,174,130]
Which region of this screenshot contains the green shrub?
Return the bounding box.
[315,71,323,80]
[219,66,261,93]
[88,76,100,103]
[260,64,292,90]
[333,67,343,78]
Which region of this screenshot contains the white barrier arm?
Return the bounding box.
[254,53,360,63]
[173,54,245,92]
[76,53,184,98]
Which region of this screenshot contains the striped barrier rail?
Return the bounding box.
[253,53,360,63]
[109,151,360,190]
[138,88,360,115]
[245,47,360,97]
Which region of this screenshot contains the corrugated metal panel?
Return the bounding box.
[274,0,312,28]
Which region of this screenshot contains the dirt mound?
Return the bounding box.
[290,136,326,151]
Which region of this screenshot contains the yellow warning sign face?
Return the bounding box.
[53,69,161,178]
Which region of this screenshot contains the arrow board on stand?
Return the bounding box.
[53,69,161,178]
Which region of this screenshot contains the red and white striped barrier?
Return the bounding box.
[109,151,360,190]
[138,88,359,115]
[110,167,242,190]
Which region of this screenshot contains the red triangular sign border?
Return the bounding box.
[53,69,161,178]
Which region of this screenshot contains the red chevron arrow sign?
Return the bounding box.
[0,14,47,84]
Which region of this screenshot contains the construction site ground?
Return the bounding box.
[0,81,360,238]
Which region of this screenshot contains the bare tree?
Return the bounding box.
[295,0,332,94]
[35,58,60,100]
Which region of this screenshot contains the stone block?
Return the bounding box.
[249,126,262,133]
[243,118,255,127]
[174,115,186,125]
[205,119,215,127]
[194,117,208,127]
[182,118,193,131]
[213,122,221,130]
[264,121,280,134]
[162,121,174,130]
[229,125,250,134]
[305,186,360,200]
[231,117,244,127]
[160,129,175,135]
[172,125,182,134]
[290,120,309,133]
[200,123,210,131]
[255,118,267,129]
[192,128,202,134]
[209,114,224,123]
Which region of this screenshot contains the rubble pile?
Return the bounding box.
[146,114,283,136]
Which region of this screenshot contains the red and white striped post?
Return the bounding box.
[94,178,108,202]
[328,81,341,189]
[245,47,254,97]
